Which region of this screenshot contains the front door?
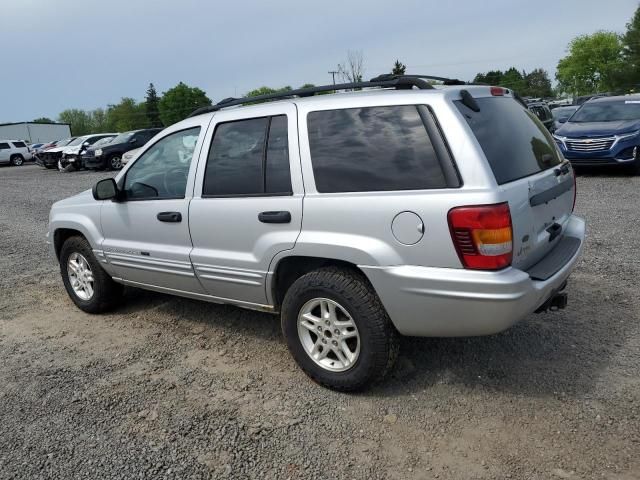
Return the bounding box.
[0,142,11,163]
[189,104,303,307]
[101,122,207,293]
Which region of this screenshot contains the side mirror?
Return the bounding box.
[92,178,118,200]
[83,141,90,146]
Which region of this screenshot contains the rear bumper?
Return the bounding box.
[362,215,586,337]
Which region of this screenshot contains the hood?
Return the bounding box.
[63,145,82,154]
[51,189,94,209]
[47,146,67,153]
[556,119,640,138]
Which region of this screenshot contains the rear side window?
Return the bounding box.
[307,105,448,193]
[455,97,562,184]
[12,141,26,148]
[203,115,291,196]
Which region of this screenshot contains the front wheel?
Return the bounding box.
[10,155,24,166]
[281,267,399,391]
[59,236,123,313]
[107,155,122,170]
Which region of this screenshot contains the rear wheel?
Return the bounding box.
[281,267,399,391]
[107,155,122,170]
[59,236,123,313]
[10,155,24,166]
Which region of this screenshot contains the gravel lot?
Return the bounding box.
[0,163,639,480]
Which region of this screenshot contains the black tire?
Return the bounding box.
[59,236,123,313]
[10,155,24,166]
[281,267,399,391]
[107,154,122,171]
[628,155,640,175]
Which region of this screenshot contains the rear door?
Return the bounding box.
[189,104,303,307]
[454,95,575,270]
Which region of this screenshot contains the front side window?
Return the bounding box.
[307,105,447,193]
[123,127,200,200]
[0,143,10,150]
[203,115,291,196]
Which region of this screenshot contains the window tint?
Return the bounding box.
[0,143,10,150]
[203,115,291,196]
[123,127,200,200]
[266,115,292,194]
[12,141,26,148]
[454,97,562,185]
[307,105,447,193]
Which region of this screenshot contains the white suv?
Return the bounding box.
[47,75,585,390]
[0,140,33,166]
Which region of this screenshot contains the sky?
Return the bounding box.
[1,0,638,123]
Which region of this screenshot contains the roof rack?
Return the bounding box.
[369,74,467,86]
[188,76,434,117]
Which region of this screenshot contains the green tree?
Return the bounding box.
[106,97,146,131]
[556,31,625,96]
[58,109,93,136]
[621,5,640,92]
[32,117,54,124]
[89,108,114,133]
[245,86,292,97]
[474,70,503,85]
[501,67,526,93]
[392,60,406,75]
[145,83,163,127]
[158,82,212,126]
[524,68,553,98]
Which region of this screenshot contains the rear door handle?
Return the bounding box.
[258,211,291,224]
[157,211,182,222]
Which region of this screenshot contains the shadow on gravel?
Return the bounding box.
[114,278,634,401]
[574,165,636,177]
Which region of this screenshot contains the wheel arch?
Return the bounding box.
[269,255,370,309]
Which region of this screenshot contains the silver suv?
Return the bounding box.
[47,76,585,391]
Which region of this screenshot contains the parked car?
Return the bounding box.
[59,133,117,171]
[121,147,141,166]
[47,77,585,391]
[553,94,640,173]
[0,140,33,166]
[551,105,579,130]
[36,137,77,168]
[83,128,163,170]
[527,101,555,131]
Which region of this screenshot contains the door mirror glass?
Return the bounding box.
[93,178,118,200]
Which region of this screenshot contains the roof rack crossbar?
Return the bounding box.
[188,77,434,117]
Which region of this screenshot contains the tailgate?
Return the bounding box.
[454,94,575,270]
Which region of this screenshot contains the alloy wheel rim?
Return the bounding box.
[67,252,94,301]
[297,298,360,372]
[111,157,121,169]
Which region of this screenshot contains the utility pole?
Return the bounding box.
[328,70,338,85]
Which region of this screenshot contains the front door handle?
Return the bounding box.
[157,211,182,222]
[258,211,291,224]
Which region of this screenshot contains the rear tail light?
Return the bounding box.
[448,202,513,270]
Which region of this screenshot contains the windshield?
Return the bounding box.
[93,136,115,147]
[67,136,87,146]
[570,101,640,122]
[110,131,135,144]
[57,137,75,147]
[552,107,578,121]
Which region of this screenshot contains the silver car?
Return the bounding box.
[47,77,585,390]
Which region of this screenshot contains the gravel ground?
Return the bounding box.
[0,164,639,480]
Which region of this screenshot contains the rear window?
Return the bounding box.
[12,141,26,148]
[307,105,448,193]
[455,97,562,184]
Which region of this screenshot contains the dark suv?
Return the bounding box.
[527,102,554,131]
[83,128,162,170]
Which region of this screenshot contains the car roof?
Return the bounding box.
[588,94,640,104]
[194,85,503,119]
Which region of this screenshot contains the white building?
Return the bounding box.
[0,122,72,143]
